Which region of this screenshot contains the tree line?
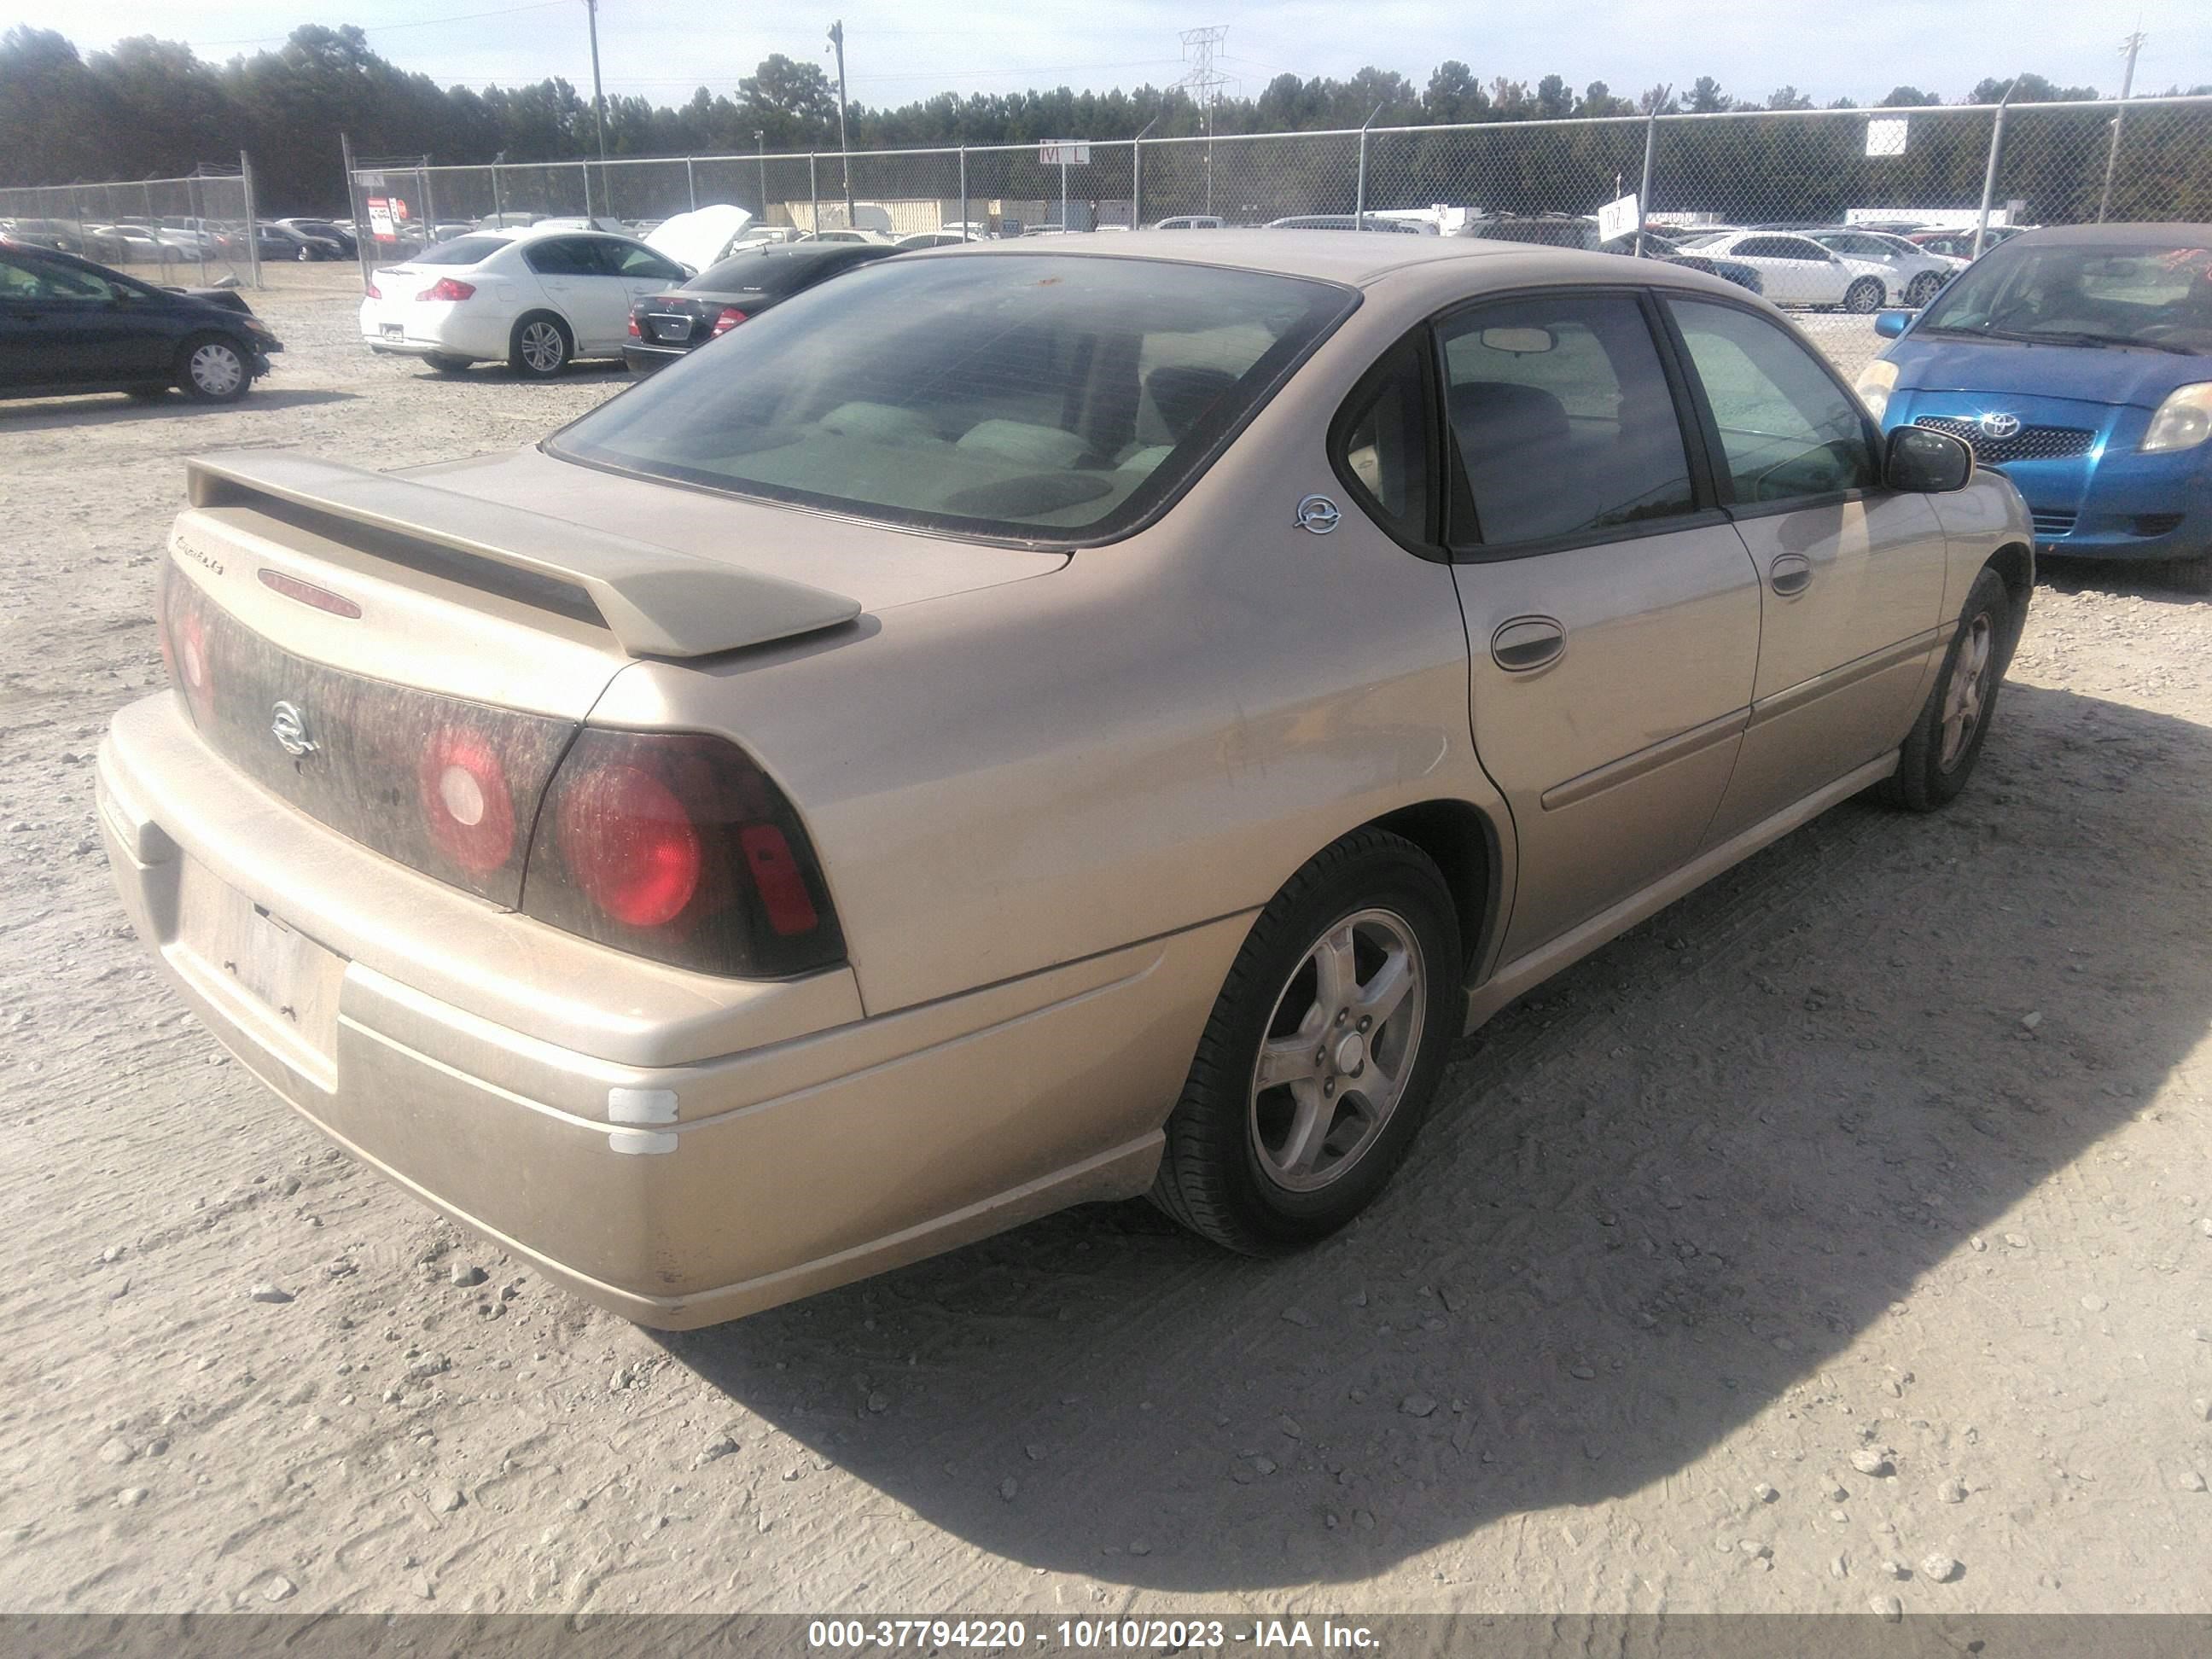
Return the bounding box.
[3,22,2205,217]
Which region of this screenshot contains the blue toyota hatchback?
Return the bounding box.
[1854,224,2212,590]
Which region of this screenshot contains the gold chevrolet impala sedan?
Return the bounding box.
[99,233,2033,1327]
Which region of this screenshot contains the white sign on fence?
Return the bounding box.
[1595,191,1639,243]
[1866,117,1910,158]
[1039,142,1091,166]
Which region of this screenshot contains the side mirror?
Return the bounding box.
[1886,424,1973,494]
[1874,310,1912,339]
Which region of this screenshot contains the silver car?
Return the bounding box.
[100,234,2031,1327]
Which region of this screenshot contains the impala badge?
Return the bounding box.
[270,701,318,758]
[1295,494,1342,534]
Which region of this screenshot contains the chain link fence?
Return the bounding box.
[346,95,2212,288]
[0,164,262,288]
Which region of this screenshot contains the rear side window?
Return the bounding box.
[523,237,599,276]
[1668,298,1878,504]
[1331,338,1432,542]
[1439,294,1697,548]
[546,254,1353,544]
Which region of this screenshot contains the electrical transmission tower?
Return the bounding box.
[1179,26,1229,214]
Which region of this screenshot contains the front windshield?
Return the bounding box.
[546,253,1354,544]
[1918,240,2212,352]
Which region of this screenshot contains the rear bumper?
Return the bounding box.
[622,344,686,374]
[97,695,1233,1328]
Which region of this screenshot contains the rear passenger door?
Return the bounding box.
[1434,290,1763,958]
[522,236,626,352]
[1662,295,1948,844]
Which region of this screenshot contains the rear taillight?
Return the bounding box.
[418,727,518,876]
[521,730,843,978]
[626,313,642,338]
[364,280,381,299]
[157,560,215,725]
[710,306,748,337]
[416,277,475,302]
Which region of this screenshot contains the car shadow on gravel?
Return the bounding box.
[2039,555,2209,607]
[663,682,2212,1592]
[0,389,358,433]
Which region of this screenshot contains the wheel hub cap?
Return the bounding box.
[1333,1031,1367,1075]
[1938,614,1994,771]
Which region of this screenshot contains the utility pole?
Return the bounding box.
[1633,85,1668,258]
[827,20,855,228]
[585,0,609,170]
[2097,30,2147,223]
[755,130,768,219]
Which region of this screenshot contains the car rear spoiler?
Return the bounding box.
[183,450,861,659]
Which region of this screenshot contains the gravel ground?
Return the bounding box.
[2,267,2209,1617]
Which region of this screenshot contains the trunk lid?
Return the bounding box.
[157,445,1060,906]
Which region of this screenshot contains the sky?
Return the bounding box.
[15,0,2209,109]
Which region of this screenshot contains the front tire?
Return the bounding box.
[1885,567,2011,812]
[1844,277,1885,314]
[1152,830,1462,1254]
[1903,271,1942,308]
[509,313,572,379]
[176,334,251,404]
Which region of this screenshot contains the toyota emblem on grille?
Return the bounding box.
[270,701,318,759]
[1977,411,2023,440]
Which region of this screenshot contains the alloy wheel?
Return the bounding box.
[1248,907,1426,1193]
[519,321,566,374]
[1938,613,1995,771]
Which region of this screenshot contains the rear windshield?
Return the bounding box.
[1919,240,2212,352]
[411,236,508,266]
[546,253,1353,543]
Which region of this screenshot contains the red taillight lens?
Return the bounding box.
[364,280,381,299]
[626,313,641,337]
[417,727,517,876]
[710,306,748,336]
[522,730,843,977]
[416,277,475,302]
[159,561,215,725]
[554,762,700,928]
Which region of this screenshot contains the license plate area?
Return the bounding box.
[649,314,692,342]
[379,322,403,340]
[174,858,346,1089]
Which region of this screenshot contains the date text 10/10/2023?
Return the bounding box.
[806,1619,1382,1650]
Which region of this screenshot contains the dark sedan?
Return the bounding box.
[623,242,899,373]
[0,237,282,405]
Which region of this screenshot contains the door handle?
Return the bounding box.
[1768,553,1813,597]
[1491,615,1565,672]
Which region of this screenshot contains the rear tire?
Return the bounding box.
[175,333,251,404]
[1884,567,2011,812]
[509,313,571,379]
[1844,277,1885,314]
[1152,830,1462,1255]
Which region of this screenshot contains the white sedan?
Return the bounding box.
[1807,229,1965,309]
[1673,230,1871,310]
[359,228,691,377]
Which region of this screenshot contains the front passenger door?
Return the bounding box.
[1663,296,1949,844]
[1436,291,1763,959]
[523,236,625,353]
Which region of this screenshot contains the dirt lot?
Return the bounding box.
[2,266,2209,1618]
